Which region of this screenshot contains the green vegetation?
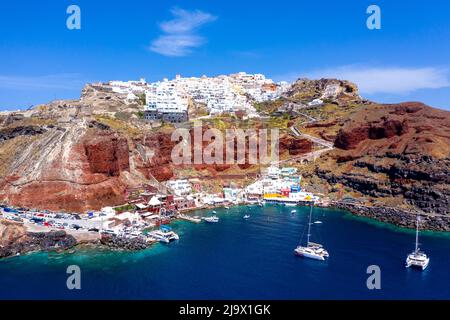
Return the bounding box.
[7,117,57,128]
[137,93,146,106]
[266,116,290,129]
[136,111,145,119]
[114,112,132,121]
[114,204,135,213]
[254,99,284,114]
[94,115,140,137]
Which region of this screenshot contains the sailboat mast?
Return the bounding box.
[415,216,419,253]
[306,203,313,245]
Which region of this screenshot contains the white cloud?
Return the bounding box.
[0,74,85,90]
[150,35,205,57]
[160,8,216,34]
[304,65,450,95]
[150,7,217,57]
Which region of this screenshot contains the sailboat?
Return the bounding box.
[294,204,329,261]
[405,215,430,270]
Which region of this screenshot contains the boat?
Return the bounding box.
[225,206,230,210]
[202,216,219,223]
[314,221,322,224]
[149,226,180,243]
[243,215,250,219]
[212,210,217,214]
[291,210,297,214]
[294,204,329,261]
[405,216,430,271]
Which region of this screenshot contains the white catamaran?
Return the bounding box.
[405,215,430,270]
[294,204,329,261]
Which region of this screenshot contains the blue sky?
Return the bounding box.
[0,0,449,110]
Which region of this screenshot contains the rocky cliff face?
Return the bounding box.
[84,132,130,176]
[280,135,313,156]
[0,99,150,212]
[286,78,364,105]
[0,101,314,212]
[315,102,450,215]
[0,126,47,142]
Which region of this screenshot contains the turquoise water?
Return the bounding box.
[1,205,449,299]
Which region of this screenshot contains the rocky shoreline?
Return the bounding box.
[332,202,450,232]
[99,233,152,251]
[0,229,77,259]
[0,231,154,259]
[0,219,156,259]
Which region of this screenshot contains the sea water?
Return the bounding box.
[0,205,449,299]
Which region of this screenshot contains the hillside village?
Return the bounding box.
[103,72,291,122]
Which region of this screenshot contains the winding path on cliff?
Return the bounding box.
[280,94,320,123]
[273,126,334,165]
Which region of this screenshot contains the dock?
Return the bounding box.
[178,214,202,223]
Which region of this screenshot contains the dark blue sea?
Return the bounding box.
[1,205,449,299]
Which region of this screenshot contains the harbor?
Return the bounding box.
[0,164,446,283]
[0,165,324,254]
[1,204,450,300]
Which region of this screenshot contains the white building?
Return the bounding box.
[308,98,324,107]
[166,180,192,196]
[107,73,292,118]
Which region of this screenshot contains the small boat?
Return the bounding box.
[405,216,430,271]
[203,216,219,223]
[212,210,217,214]
[243,215,250,219]
[225,206,230,210]
[149,226,179,243]
[294,204,329,261]
[291,210,297,214]
[314,221,322,224]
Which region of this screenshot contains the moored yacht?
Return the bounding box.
[294,242,329,261]
[294,204,329,261]
[405,216,430,270]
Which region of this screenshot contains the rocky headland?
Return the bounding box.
[0,220,77,258]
